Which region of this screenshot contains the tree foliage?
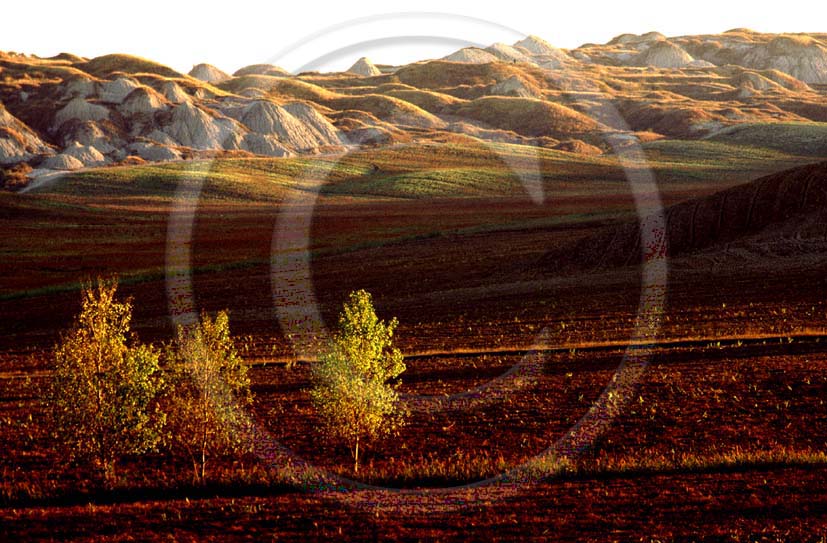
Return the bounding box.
[310,290,405,473]
[49,278,164,483]
[165,310,252,484]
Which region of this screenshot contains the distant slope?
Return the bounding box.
[705,122,827,155]
[543,161,827,272]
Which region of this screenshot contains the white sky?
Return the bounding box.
[4,0,824,75]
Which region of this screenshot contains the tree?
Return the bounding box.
[49,278,164,483]
[310,290,405,473]
[165,310,252,484]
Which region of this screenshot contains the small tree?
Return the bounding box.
[165,311,252,484]
[50,278,164,483]
[310,290,405,473]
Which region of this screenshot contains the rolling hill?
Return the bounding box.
[1,30,826,191]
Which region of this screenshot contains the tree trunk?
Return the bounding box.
[201,448,206,484]
[102,458,116,488]
[199,392,208,485]
[354,437,359,474]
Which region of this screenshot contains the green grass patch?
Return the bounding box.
[29,158,377,202]
[20,138,822,203]
[642,138,816,185]
[705,122,827,156]
[323,167,523,198]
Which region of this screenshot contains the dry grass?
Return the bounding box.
[448,96,602,138]
[232,64,290,78]
[218,74,288,95]
[383,89,463,114]
[584,446,827,477]
[327,94,445,129]
[0,162,32,190]
[0,125,27,146]
[267,78,337,102]
[394,60,530,89]
[77,54,184,79]
[263,76,448,129]
[4,442,824,503]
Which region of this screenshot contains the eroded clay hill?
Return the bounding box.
[1,30,826,186]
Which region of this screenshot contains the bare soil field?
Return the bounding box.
[2,160,827,540]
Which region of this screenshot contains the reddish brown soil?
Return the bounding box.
[2,465,827,542]
[2,187,827,540]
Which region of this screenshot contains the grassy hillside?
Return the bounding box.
[29,158,373,201]
[705,122,827,155]
[449,97,602,138]
[23,139,822,203]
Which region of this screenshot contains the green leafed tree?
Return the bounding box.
[310,290,406,473]
[50,278,164,484]
[165,310,252,484]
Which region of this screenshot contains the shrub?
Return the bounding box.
[49,278,164,484]
[310,290,405,473]
[164,311,252,484]
[0,162,33,190]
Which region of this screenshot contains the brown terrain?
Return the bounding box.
[2,29,827,541]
